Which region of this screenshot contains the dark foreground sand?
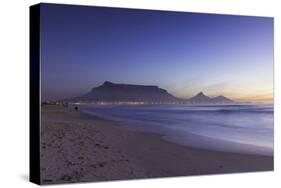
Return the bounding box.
[40,105,273,184]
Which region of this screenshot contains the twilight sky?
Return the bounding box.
[41,3,274,103]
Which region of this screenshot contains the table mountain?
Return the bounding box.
[68,81,182,103]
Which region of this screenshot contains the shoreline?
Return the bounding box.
[79,104,273,157]
[82,108,273,157]
[40,105,273,184]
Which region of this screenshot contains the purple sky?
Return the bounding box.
[40,3,273,103]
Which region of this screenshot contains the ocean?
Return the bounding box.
[79,104,273,156]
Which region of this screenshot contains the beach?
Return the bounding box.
[40,105,273,184]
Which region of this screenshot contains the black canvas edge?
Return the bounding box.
[30,3,41,185]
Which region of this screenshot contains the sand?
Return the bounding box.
[40,105,273,184]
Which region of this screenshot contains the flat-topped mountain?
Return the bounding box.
[187,92,235,104]
[65,82,236,104]
[68,81,182,103]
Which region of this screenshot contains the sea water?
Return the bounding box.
[79,104,273,156]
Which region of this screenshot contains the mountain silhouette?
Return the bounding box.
[68,81,182,103]
[187,92,234,104]
[211,95,234,103]
[188,92,211,103]
[66,82,236,104]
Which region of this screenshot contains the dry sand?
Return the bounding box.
[40,105,273,184]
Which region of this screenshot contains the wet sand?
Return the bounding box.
[40,105,273,184]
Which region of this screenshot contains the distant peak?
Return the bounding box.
[103,81,114,85]
[197,91,205,96]
[215,95,229,99]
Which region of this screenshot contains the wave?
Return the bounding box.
[79,104,274,156]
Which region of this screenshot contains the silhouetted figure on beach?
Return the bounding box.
[74,106,78,111]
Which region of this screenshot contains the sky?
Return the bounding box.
[40,3,274,103]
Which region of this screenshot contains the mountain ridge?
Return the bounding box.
[186,91,234,104]
[68,81,182,103]
[66,81,236,104]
